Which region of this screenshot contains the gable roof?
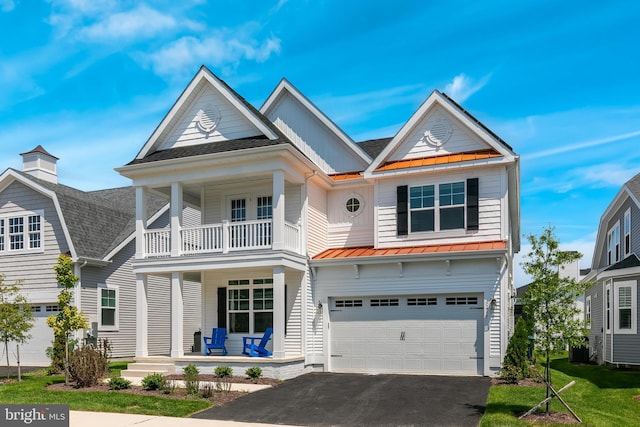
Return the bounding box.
[135,65,280,161]
[364,90,516,176]
[0,169,166,261]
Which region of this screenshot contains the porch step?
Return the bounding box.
[120,362,177,382]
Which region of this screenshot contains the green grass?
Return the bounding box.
[481,355,640,426]
[0,364,210,417]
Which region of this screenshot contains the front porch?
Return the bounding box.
[121,354,311,382]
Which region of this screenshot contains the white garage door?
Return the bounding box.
[330,294,483,375]
[5,305,55,366]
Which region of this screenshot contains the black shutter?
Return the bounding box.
[217,287,227,329]
[467,178,479,231]
[397,185,408,236]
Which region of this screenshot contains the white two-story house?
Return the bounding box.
[117,66,520,379]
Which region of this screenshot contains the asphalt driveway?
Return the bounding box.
[193,372,491,427]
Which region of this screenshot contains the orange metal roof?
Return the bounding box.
[375,149,502,172]
[330,172,363,181]
[313,240,507,260]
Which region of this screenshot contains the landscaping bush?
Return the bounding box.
[108,376,132,390]
[200,383,215,398]
[501,317,531,382]
[141,373,166,391]
[245,366,262,382]
[67,339,111,387]
[214,365,233,378]
[183,364,200,396]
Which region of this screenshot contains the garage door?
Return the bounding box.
[5,305,55,366]
[329,294,483,375]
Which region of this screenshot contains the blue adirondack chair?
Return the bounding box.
[242,327,273,357]
[203,328,227,355]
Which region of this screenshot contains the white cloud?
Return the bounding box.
[0,0,15,12]
[79,4,178,41]
[524,129,640,161]
[443,73,491,102]
[144,32,281,79]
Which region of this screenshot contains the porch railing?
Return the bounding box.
[143,220,301,258]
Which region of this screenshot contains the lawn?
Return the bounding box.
[0,364,210,417]
[481,355,640,426]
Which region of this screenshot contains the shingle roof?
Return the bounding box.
[356,137,393,159]
[20,145,59,160]
[13,170,166,259]
[604,253,640,271]
[128,136,290,165]
[312,240,506,260]
[624,172,640,200]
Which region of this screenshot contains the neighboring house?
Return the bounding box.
[117,66,520,379]
[0,146,201,366]
[584,173,640,366]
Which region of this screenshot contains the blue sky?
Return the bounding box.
[1,0,639,285]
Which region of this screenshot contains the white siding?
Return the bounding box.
[327,184,374,248]
[376,167,506,247]
[159,82,262,151]
[266,94,368,174]
[389,106,489,161]
[307,180,328,257]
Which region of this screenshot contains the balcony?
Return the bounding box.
[142,219,301,258]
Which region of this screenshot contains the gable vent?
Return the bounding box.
[195,104,221,134]
[425,118,453,146]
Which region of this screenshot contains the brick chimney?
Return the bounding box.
[20,145,59,184]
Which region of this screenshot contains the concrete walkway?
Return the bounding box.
[71,411,302,427]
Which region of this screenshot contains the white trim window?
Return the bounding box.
[228,278,273,334]
[624,209,631,257]
[98,284,119,330]
[0,211,44,253]
[409,181,465,232]
[585,295,592,329]
[605,281,611,333]
[607,222,620,265]
[614,281,637,334]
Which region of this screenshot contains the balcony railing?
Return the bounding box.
[143,219,301,258]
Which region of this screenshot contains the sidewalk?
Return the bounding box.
[70,411,302,427]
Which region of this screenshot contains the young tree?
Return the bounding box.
[521,226,589,414]
[46,254,88,384]
[0,276,34,380]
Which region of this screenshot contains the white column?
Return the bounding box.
[135,187,148,259]
[170,182,183,257]
[272,266,286,359]
[272,170,285,250]
[170,272,184,357]
[135,274,148,357]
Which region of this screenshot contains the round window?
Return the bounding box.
[346,197,360,213]
[344,194,364,217]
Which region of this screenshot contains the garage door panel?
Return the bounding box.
[330,294,483,375]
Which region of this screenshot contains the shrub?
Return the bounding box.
[500,365,521,384]
[162,379,177,395]
[183,364,200,396]
[245,366,262,382]
[141,373,166,391]
[501,317,531,381]
[214,365,233,378]
[67,339,111,387]
[108,376,132,390]
[200,383,215,398]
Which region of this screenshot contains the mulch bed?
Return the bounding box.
[491,377,543,387]
[519,411,580,424]
[46,375,279,406]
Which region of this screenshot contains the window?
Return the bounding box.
[99,285,118,329]
[446,296,478,305]
[335,299,363,308]
[614,281,637,334]
[605,282,611,332]
[45,305,59,312]
[370,298,399,307]
[407,297,437,306]
[585,295,591,329]
[624,209,631,257]
[228,278,273,334]
[344,194,364,217]
[409,182,465,233]
[607,222,620,265]
[0,212,44,253]
[257,196,272,220]
[231,199,246,222]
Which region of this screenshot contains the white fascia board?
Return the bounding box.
[135,67,278,160]
[364,155,513,179]
[597,265,640,280]
[365,90,516,174]
[260,78,372,164]
[0,169,77,259]
[310,249,507,268]
[102,203,170,262]
[591,186,635,268]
